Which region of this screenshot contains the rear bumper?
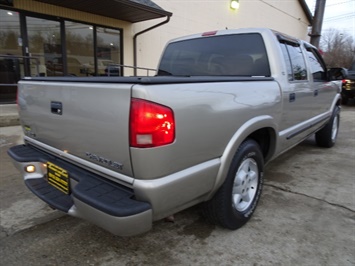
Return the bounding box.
[7,144,152,236]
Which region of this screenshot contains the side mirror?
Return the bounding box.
[328,67,348,80]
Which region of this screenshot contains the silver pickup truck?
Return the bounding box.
[8,28,341,236]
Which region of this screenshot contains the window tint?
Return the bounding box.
[306,47,326,81]
[279,42,307,81]
[158,33,270,77]
[287,45,307,80]
[280,43,293,81]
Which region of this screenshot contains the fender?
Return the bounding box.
[205,115,278,200]
[330,93,342,112]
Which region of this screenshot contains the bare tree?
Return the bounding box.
[320,29,355,69]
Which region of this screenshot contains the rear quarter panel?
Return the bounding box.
[131,80,282,179]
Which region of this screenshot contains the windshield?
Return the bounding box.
[158,33,270,77]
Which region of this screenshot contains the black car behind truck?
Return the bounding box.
[342,61,355,105]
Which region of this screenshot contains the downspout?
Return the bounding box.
[310,0,326,48]
[133,15,171,76]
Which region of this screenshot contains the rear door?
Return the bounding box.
[278,40,313,131]
[304,44,333,116]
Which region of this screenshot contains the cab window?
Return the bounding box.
[279,41,307,81]
[305,47,327,81]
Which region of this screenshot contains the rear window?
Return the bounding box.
[158,33,270,77]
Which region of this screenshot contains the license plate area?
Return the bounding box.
[47,162,70,194]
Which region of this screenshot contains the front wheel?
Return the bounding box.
[315,106,340,148]
[202,139,264,230]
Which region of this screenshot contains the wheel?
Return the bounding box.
[202,139,264,229]
[315,106,340,148]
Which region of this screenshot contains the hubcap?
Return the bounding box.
[232,158,259,212]
[331,115,338,141]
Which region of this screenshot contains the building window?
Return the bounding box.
[1,10,123,79]
[0,9,22,57]
[26,16,62,77]
[96,27,121,76]
[65,21,94,77]
[0,9,22,103]
[0,7,123,103]
[80,26,121,76]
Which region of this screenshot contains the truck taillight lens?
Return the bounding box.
[130,98,175,148]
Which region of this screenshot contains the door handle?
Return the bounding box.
[289,93,296,102]
[51,101,63,115]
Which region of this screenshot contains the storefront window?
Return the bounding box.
[96,27,121,76]
[0,9,22,103]
[0,10,22,57]
[65,21,94,77]
[27,16,62,77]
[1,9,123,84]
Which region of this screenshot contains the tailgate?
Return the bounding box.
[18,80,134,177]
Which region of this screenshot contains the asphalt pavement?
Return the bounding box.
[0,104,354,265]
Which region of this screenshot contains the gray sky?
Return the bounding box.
[305,0,355,38]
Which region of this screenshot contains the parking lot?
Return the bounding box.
[0,105,354,265]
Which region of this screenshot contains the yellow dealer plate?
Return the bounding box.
[47,162,70,194]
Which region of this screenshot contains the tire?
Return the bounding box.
[202,139,264,230]
[315,106,340,148]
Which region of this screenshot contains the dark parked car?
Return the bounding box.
[342,61,355,105]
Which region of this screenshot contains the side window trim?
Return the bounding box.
[304,43,327,71]
[280,42,293,81]
[304,43,327,82]
[279,41,308,82]
[277,34,300,47]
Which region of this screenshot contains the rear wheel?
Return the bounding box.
[202,139,263,229]
[315,106,340,148]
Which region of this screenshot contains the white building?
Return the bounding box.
[133,0,312,72]
[0,0,312,102]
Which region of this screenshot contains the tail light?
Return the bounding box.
[202,30,217,36]
[130,98,175,148]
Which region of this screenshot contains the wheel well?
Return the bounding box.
[337,98,342,106]
[247,128,276,163]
